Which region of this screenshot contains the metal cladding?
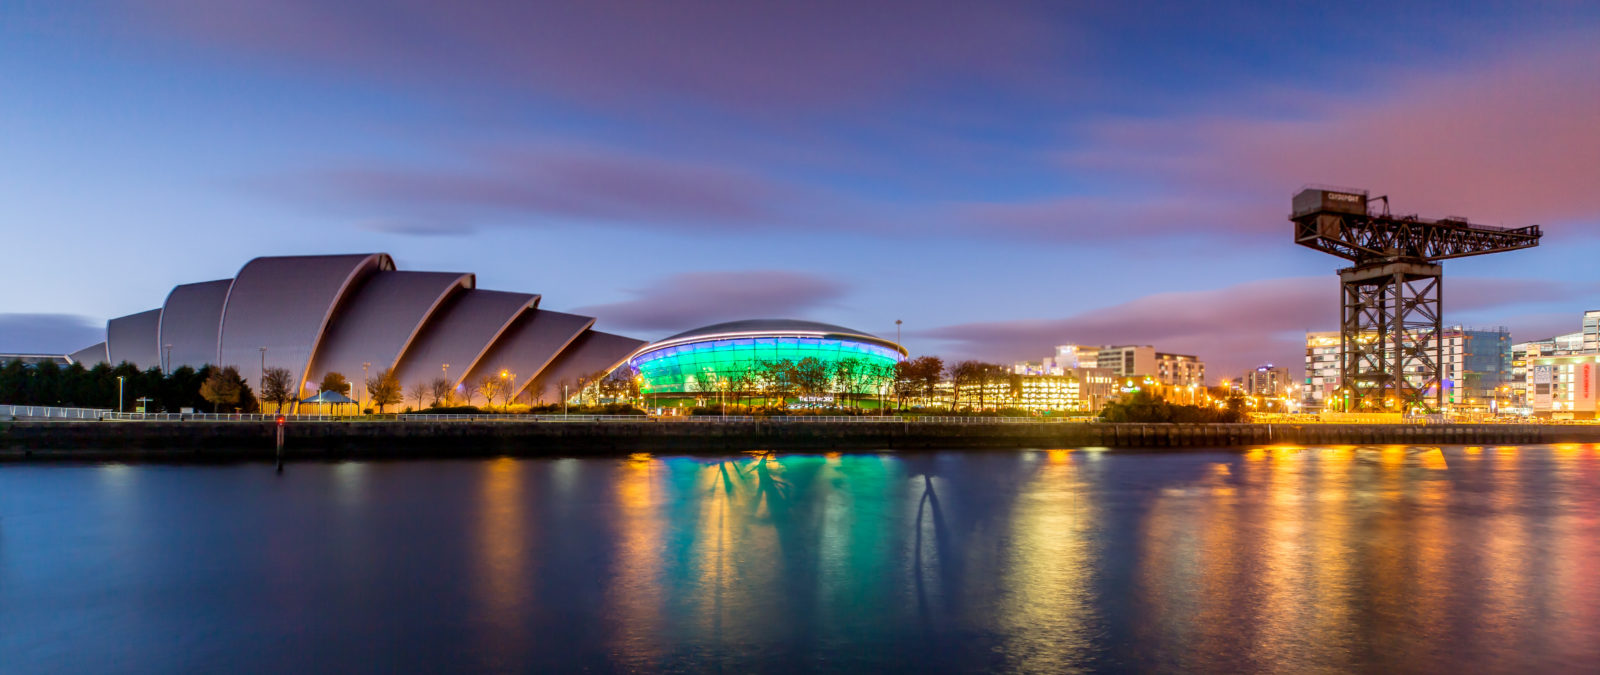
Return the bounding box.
[307,271,474,390]
[159,279,233,371]
[463,309,594,403]
[389,289,538,394]
[107,309,161,370]
[69,342,108,366]
[529,330,648,400]
[70,253,641,410]
[650,318,906,354]
[220,253,395,394]
[629,319,905,396]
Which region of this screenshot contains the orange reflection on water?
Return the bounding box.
[605,453,667,668]
[996,450,1096,671]
[474,456,532,658]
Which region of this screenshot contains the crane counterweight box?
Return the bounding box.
[1293,188,1368,218]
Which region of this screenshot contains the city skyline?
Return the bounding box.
[3,2,1599,377]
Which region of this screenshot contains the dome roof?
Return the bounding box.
[647,318,905,355]
[659,319,874,342]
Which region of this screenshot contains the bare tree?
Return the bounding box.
[366,368,402,413]
[429,377,453,407]
[832,357,863,409]
[408,381,429,410]
[475,375,500,410]
[950,360,986,411]
[261,367,294,413]
[757,359,796,404]
[793,357,830,401]
[728,366,755,409]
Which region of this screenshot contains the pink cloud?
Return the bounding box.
[952,195,1271,242]
[1059,42,1600,231]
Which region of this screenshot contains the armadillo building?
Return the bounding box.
[71,253,645,408]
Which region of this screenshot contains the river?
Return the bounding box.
[3,445,1599,672]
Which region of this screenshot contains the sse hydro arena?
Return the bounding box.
[628,319,907,403]
[69,253,644,409]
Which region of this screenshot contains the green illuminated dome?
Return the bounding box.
[629,319,906,398]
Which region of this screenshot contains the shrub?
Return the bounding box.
[413,405,485,414]
[1099,391,1244,423]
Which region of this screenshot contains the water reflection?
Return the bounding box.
[3,446,1600,672]
[474,455,530,664]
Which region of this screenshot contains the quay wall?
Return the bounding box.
[1,421,1594,460]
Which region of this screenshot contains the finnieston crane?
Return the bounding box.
[1292,187,1541,412]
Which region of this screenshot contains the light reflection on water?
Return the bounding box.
[2,445,1600,672]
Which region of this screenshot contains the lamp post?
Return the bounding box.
[163,343,172,374]
[500,370,515,410]
[117,375,125,413]
[258,347,266,394]
[361,362,371,409]
[563,384,569,416]
[896,319,902,347]
[441,363,451,404]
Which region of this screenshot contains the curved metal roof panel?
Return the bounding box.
[462,309,595,403]
[659,319,875,342]
[391,289,537,393]
[218,253,394,396]
[527,330,648,401]
[647,318,905,356]
[159,279,233,371]
[107,309,161,369]
[69,342,108,367]
[306,271,474,388]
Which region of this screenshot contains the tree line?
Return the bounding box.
[0,360,259,413]
[674,356,896,409]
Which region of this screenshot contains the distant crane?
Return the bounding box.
[1292,187,1541,412]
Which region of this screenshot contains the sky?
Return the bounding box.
[2,1,1598,378]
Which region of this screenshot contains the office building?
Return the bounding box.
[1245,365,1290,396]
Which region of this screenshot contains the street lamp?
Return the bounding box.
[258,347,267,394]
[500,370,515,410]
[441,363,451,404]
[163,343,172,374]
[117,375,125,413]
[563,384,569,416]
[361,362,371,408]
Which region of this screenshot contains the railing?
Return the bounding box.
[101,412,345,422]
[396,414,657,422]
[9,408,1560,426]
[1,404,111,420]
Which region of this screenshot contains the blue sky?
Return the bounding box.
[2,1,1597,377]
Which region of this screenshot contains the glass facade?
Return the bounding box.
[631,336,902,395]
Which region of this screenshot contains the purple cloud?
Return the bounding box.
[574,270,849,335]
[0,314,102,354]
[274,144,795,234]
[139,0,1056,111]
[920,277,1596,379]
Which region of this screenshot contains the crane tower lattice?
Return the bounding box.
[1292,188,1541,412]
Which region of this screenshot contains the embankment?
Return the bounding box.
[1,420,1593,460]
